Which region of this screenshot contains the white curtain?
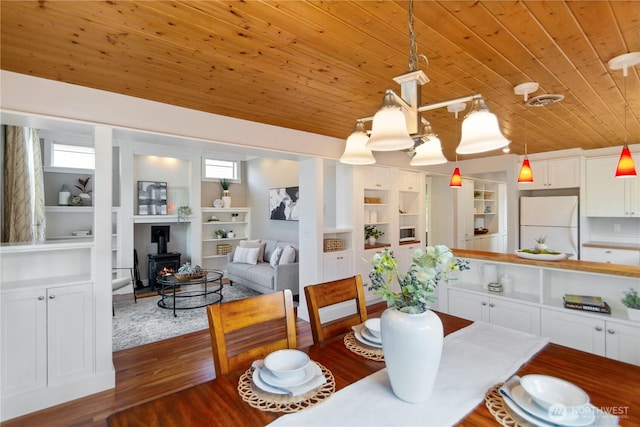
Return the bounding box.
[2,126,46,242]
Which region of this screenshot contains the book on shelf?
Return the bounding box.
[563,294,611,314]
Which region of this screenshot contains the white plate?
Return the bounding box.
[510,385,595,427]
[353,325,382,348]
[502,389,557,427]
[259,361,318,387]
[515,250,566,261]
[361,326,382,345]
[213,199,223,208]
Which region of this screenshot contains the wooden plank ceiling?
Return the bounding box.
[1,1,639,160]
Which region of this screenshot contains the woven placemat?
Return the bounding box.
[344,332,385,362]
[485,383,533,427]
[238,362,335,413]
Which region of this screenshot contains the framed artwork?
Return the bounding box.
[138,181,168,215]
[269,186,299,221]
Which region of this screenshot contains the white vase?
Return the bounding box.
[627,307,640,321]
[368,236,377,246]
[78,193,92,206]
[222,191,231,208]
[380,307,443,403]
[535,243,548,251]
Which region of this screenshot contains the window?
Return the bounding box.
[202,158,241,182]
[51,143,95,169]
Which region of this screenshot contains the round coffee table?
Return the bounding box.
[156,270,224,317]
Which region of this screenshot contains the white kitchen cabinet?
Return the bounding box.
[323,251,353,282]
[397,169,421,192]
[448,288,541,335]
[518,157,580,190]
[473,234,500,252]
[540,308,640,365]
[1,282,93,398]
[363,165,391,190]
[581,246,640,266]
[586,155,639,217]
[396,243,421,274]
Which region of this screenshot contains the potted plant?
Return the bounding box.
[535,236,547,251]
[220,179,232,208]
[365,225,384,246]
[215,229,226,239]
[368,246,469,403]
[177,206,192,223]
[75,177,92,206]
[622,288,640,321]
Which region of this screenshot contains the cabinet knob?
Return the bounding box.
[607,329,615,335]
[481,302,488,306]
[605,250,612,254]
[595,326,603,332]
[49,295,55,299]
[38,296,45,301]
[489,303,495,308]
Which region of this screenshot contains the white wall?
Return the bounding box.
[246,157,300,243]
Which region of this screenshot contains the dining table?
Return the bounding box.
[108,311,640,426]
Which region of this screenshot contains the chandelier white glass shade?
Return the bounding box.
[410,122,447,166]
[366,90,416,151]
[339,121,375,165]
[456,98,510,155]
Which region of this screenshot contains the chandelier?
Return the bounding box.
[340,0,510,165]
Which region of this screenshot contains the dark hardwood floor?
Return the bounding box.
[1,299,385,427]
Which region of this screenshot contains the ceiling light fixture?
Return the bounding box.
[609,52,639,178]
[514,83,538,184]
[340,0,508,165]
[410,119,447,166]
[449,107,463,188]
[340,120,376,165]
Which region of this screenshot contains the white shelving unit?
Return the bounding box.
[201,207,251,274]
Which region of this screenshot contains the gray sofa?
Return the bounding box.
[226,239,299,295]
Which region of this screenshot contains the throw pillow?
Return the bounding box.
[233,246,260,265]
[269,246,283,268]
[278,245,296,265]
[240,240,266,262]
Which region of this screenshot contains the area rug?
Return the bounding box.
[113,284,259,351]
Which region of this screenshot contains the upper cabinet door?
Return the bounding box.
[586,155,639,217]
[398,170,420,192]
[363,166,391,190]
[518,158,580,190]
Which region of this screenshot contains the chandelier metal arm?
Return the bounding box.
[357,92,483,124]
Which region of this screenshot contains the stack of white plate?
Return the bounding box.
[501,375,596,426]
[353,318,382,348]
[252,349,324,395]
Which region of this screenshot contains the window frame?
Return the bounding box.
[43,136,95,174]
[201,157,242,183]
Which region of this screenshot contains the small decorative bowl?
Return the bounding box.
[264,349,310,381]
[174,272,207,282]
[520,374,589,410]
[364,318,381,339]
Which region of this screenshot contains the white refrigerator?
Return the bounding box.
[520,196,579,259]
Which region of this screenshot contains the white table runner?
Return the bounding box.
[267,321,549,427]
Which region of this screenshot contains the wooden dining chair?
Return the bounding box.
[304,275,368,344]
[206,289,297,377]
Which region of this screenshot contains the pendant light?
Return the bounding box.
[518,144,534,183]
[449,104,464,188]
[340,121,375,164]
[449,166,462,188]
[609,52,639,178]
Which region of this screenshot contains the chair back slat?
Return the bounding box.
[304,275,368,344]
[207,289,296,377]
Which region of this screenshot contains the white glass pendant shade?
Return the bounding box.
[367,90,415,151]
[340,121,375,165]
[456,98,509,155]
[410,135,447,166]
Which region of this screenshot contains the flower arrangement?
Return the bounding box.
[177,206,192,222]
[622,288,640,309]
[369,246,470,314]
[365,225,384,240]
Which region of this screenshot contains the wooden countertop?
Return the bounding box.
[451,249,640,278]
